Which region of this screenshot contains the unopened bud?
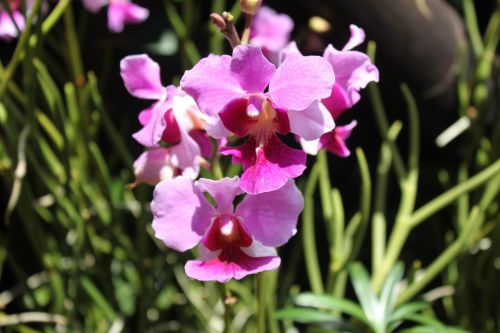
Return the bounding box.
[239,0,262,15]
[210,13,227,31]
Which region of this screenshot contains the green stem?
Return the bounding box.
[371,122,401,272]
[367,41,406,182]
[462,0,484,57]
[219,284,231,333]
[0,0,43,100]
[349,148,372,261]
[397,206,483,305]
[63,2,85,88]
[164,0,201,67]
[317,150,333,230]
[409,158,500,227]
[256,274,266,333]
[372,218,412,292]
[241,13,254,44]
[302,164,325,294]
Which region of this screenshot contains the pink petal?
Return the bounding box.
[108,2,148,33]
[299,137,321,156]
[168,97,203,178]
[180,54,246,117]
[120,54,166,100]
[268,53,334,111]
[132,100,169,147]
[322,84,351,119]
[320,120,357,157]
[231,45,276,93]
[132,148,176,186]
[138,107,153,126]
[122,2,149,23]
[196,177,242,214]
[185,252,280,283]
[287,100,335,141]
[218,98,254,137]
[82,0,108,13]
[151,177,215,252]
[250,6,294,53]
[278,41,301,65]
[323,44,379,112]
[221,135,306,194]
[189,130,213,158]
[0,11,25,40]
[342,24,366,51]
[236,180,303,247]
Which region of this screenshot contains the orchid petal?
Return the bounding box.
[288,100,335,140]
[180,54,246,117]
[151,177,214,252]
[236,179,303,247]
[221,135,306,194]
[342,24,366,51]
[120,54,166,100]
[323,44,379,112]
[268,53,334,111]
[82,0,108,13]
[231,45,276,93]
[185,252,280,283]
[196,177,242,214]
[250,6,294,52]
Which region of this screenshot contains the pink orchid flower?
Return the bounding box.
[151,176,303,282]
[82,0,148,33]
[0,0,25,41]
[249,6,294,65]
[181,44,335,194]
[300,25,379,157]
[121,54,211,185]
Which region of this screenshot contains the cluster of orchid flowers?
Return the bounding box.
[1,0,378,283]
[0,0,147,40]
[121,2,378,283]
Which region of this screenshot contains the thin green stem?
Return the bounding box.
[367,41,406,182]
[256,274,266,333]
[327,188,344,292]
[409,158,500,227]
[21,0,71,60]
[349,148,372,261]
[302,164,325,294]
[241,13,254,44]
[209,0,226,54]
[0,0,43,100]
[164,0,201,67]
[397,205,483,305]
[462,0,484,57]
[373,85,420,293]
[318,150,333,227]
[63,2,85,88]
[219,284,231,333]
[371,122,401,272]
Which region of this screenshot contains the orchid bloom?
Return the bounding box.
[249,6,294,65]
[151,176,303,282]
[181,44,335,194]
[0,0,25,41]
[121,54,211,185]
[301,25,379,157]
[82,0,149,33]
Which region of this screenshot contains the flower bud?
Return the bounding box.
[239,0,262,15]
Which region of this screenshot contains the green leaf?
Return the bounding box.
[80,276,116,322]
[391,301,429,322]
[348,263,378,325]
[275,307,344,324]
[294,293,369,325]
[379,262,404,318]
